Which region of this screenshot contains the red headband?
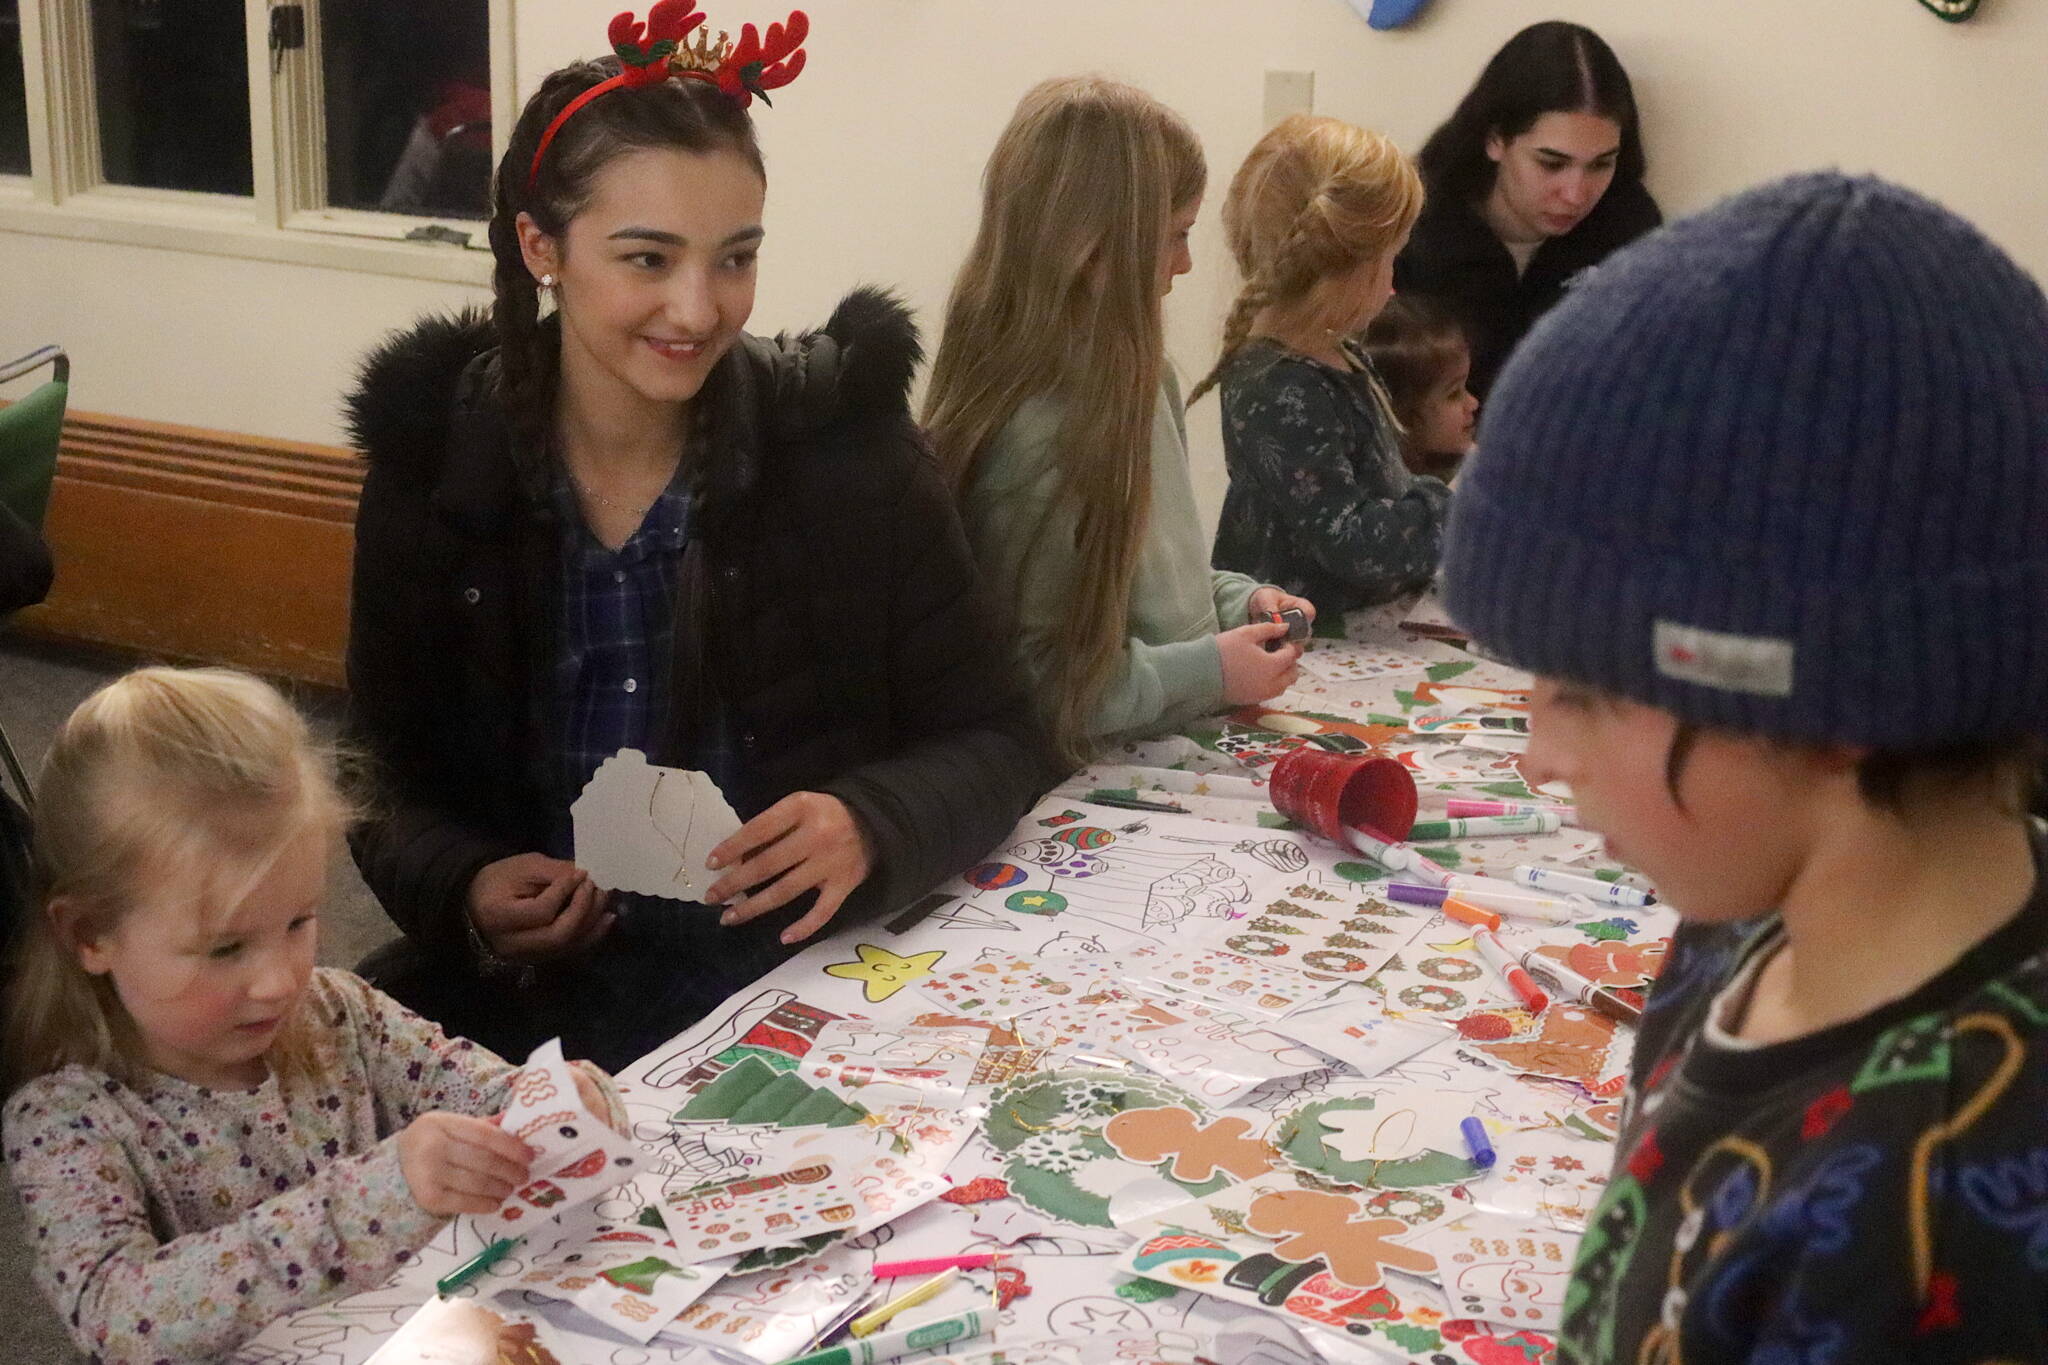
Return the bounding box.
[529,2,809,191]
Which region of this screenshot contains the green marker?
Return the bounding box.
[1406,812,1560,840]
[435,1236,520,1296]
[779,1307,991,1365]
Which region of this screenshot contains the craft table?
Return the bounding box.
[233,596,1672,1365]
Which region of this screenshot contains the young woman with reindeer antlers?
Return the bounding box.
[343,3,1058,1069]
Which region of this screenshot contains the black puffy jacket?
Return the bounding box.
[343,289,1060,979]
[1394,178,1662,399]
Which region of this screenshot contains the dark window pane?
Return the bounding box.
[321,0,489,219]
[92,0,252,195]
[1,0,29,175]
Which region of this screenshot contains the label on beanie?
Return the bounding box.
[1653,621,1795,697]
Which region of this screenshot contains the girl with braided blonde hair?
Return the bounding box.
[1203,115,1453,613]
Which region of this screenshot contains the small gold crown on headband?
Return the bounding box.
[670,24,732,74]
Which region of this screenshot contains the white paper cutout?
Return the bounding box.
[1314,1105,1466,1164]
[572,748,741,901]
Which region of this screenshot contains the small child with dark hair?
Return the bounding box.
[1362,295,1478,482]
[1444,172,2048,1362]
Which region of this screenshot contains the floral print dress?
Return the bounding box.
[3,969,561,1364]
[1212,338,1452,612]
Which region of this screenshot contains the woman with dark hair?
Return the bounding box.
[341,12,1057,1070]
[1395,20,1661,398]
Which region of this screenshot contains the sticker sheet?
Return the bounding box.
[660,1125,955,1264]
[475,1040,649,1243]
[1123,947,1346,1020]
[476,1179,730,1343]
[1413,1212,1578,1331]
[1114,1172,1455,1353]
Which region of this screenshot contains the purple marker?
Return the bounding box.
[1386,881,1449,907]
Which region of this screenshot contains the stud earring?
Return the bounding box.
[539,273,556,289]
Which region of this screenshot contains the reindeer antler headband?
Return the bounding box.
[529,1,809,190]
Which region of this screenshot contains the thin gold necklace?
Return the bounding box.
[568,473,661,518]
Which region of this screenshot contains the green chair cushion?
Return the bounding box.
[0,380,67,532]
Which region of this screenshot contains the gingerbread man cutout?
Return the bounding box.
[1244,1188,1438,1290]
[1477,1004,1616,1087]
[1103,1105,1277,1182]
[1539,939,1668,994]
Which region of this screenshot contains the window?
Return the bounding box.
[90,0,251,194]
[317,0,491,219]
[0,0,506,280]
[0,0,27,174]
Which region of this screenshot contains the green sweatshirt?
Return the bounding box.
[959,368,1265,746]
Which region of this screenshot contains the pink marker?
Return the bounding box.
[872,1253,1002,1279]
[1472,929,1550,1014]
[1345,825,1457,887]
[1447,798,1581,828]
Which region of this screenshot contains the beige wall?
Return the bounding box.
[5,0,2043,532]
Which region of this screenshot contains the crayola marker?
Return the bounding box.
[1447,798,1581,827]
[1472,929,1550,1014]
[1513,864,1655,906]
[1406,813,1563,840]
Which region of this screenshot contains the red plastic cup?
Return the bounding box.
[1268,748,1417,849]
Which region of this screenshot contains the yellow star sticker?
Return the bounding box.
[823,943,946,1003]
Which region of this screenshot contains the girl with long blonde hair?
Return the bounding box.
[927,77,1311,765]
[1202,115,1452,612]
[3,667,621,1362]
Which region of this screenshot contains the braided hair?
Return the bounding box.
[486,59,764,460]
[1190,115,1422,404]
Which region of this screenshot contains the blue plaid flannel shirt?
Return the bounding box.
[549,469,738,869]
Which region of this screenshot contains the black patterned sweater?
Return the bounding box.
[1210,339,1452,613]
[1560,832,2048,1364]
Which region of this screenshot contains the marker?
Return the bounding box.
[1514,864,1655,907]
[1407,813,1562,840]
[1448,798,1580,828]
[1460,1116,1496,1169]
[872,1253,1001,1279]
[782,1308,993,1365]
[850,1268,958,1338]
[1412,713,1531,735]
[1439,894,1502,934]
[435,1236,520,1296]
[1347,825,1458,886]
[1085,794,1190,814]
[1518,950,1643,1026]
[1446,881,1583,926]
[1393,878,1582,925]
[1472,929,1550,1014]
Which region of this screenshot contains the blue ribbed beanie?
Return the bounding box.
[1441,172,2048,747]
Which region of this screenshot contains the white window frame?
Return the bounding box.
[0,0,512,285]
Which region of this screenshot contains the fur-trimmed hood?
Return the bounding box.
[342,286,923,512]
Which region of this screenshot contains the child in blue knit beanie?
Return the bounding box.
[1443,172,2048,1363]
